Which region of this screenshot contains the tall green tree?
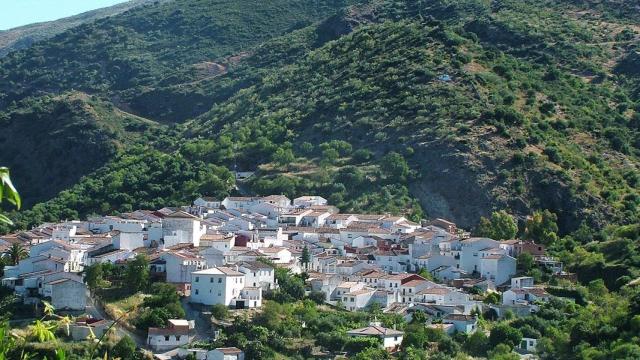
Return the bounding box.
[476,210,518,240]
[524,210,559,245]
[380,152,409,182]
[489,322,523,349]
[125,254,150,294]
[83,263,103,291]
[112,335,137,360]
[301,245,310,270]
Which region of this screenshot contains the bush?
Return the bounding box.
[211,304,229,321]
[352,149,373,163]
[308,291,326,304]
[112,335,136,360]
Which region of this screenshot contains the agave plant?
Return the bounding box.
[28,320,56,343]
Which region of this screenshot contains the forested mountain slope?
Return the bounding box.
[0,0,170,58]
[1,0,640,237]
[0,0,355,207]
[0,92,157,207]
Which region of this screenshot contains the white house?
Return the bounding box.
[478,254,517,285]
[147,319,192,351]
[347,321,404,351]
[190,267,245,306]
[326,214,357,229]
[42,278,86,311]
[518,337,538,353]
[200,233,235,251]
[162,211,205,248]
[201,247,225,267]
[293,196,327,208]
[502,287,551,305]
[112,231,144,251]
[221,197,259,211]
[300,211,331,228]
[341,288,376,311]
[333,281,365,301]
[207,347,245,360]
[459,238,500,273]
[237,261,275,290]
[431,265,466,283]
[399,279,435,303]
[257,247,292,264]
[279,209,313,227]
[161,251,207,284]
[257,195,291,209]
[194,197,221,209]
[443,314,478,334]
[511,276,535,289]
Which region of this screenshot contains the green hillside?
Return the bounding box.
[2,0,639,233]
[0,0,171,58]
[0,0,355,207]
[0,92,156,207]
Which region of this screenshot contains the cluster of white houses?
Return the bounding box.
[0,194,560,354]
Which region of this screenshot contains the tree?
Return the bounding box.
[353,347,390,360]
[524,210,558,245]
[484,292,501,304]
[476,211,518,240]
[211,304,229,321]
[112,335,137,360]
[301,245,310,270]
[321,148,339,166]
[244,340,274,360]
[464,331,490,357]
[488,343,520,360]
[489,323,522,349]
[353,148,373,163]
[417,267,433,280]
[380,152,409,181]
[125,254,149,293]
[272,148,295,167]
[5,243,27,266]
[517,253,534,273]
[84,263,103,291]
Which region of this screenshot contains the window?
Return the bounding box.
[217,291,221,296]
[195,289,199,295]
[195,277,199,283]
[350,297,354,302]
[210,277,213,283]
[165,336,169,341]
[218,278,222,283]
